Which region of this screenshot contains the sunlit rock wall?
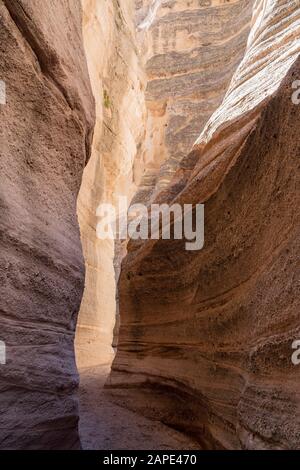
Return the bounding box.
[75,0,147,368]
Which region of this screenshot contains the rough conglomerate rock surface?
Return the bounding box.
[0,0,95,449]
[109,1,300,450]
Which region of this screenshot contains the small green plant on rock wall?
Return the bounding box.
[103,89,111,109]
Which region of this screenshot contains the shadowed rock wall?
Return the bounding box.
[0,0,95,449]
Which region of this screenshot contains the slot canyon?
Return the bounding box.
[0,0,299,451]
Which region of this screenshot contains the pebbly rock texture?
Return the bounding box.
[134,0,254,201]
[0,0,94,449]
[109,0,300,450]
[75,0,147,368]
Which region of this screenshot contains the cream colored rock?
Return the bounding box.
[196,0,300,145]
[75,0,147,368]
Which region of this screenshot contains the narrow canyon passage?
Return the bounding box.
[0,0,299,452]
[75,0,257,449]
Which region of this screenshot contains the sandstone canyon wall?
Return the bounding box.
[0,0,94,449]
[110,0,300,450]
[75,0,147,368]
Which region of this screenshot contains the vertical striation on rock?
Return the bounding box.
[0,0,95,449]
[109,0,300,450]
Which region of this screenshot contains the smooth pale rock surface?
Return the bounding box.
[109,1,300,450]
[75,0,147,368]
[0,0,94,449]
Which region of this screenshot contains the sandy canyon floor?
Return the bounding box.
[79,365,200,450]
